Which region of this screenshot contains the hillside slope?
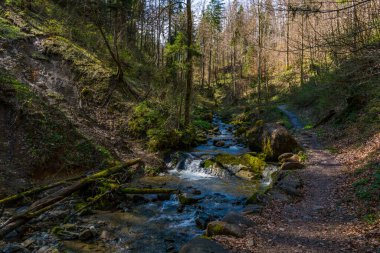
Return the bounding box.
[0,2,162,195]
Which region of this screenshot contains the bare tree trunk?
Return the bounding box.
[184,0,193,127]
[300,13,305,86]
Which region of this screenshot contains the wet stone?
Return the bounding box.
[178,193,203,205]
[222,212,254,227]
[195,211,215,230]
[206,221,244,237]
[277,175,303,196]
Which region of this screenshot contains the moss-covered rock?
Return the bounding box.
[247,122,300,160]
[178,193,202,205]
[206,221,244,237]
[213,153,266,180]
[246,191,266,204]
[202,159,231,177]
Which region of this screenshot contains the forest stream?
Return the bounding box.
[81,116,279,253]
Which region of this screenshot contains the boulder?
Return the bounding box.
[213,153,266,180]
[248,123,300,160]
[178,193,202,205]
[179,237,229,253]
[206,221,244,237]
[203,160,232,177]
[213,140,225,147]
[280,162,305,170]
[235,169,256,180]
[195,211,214,230]
[222,212,254,227]
[277,174,303,196]
[246,191,266,205]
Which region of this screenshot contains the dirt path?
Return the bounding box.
[216,107,375,253]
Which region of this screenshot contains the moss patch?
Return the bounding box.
[215,153,266,174]
[0,17,26,40]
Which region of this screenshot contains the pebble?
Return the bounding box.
[247,238,255,247]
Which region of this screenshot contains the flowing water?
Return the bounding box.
[93,116,278,253]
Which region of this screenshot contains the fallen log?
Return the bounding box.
[67,187,177,221]
[0,175,84,206]
[0,159,141,239]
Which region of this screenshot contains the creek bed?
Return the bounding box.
[81,116,278,252]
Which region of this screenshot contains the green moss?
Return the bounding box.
[241,154,266,173]
[74,202,88,212]
[211,223,225,234]
[193,119,212,130]
[204,159,217,168]
[144,166,161,176]
[297,151,308,162]
[352,162,380,203]
[262,137,274,158]
[215,153,266,174]
[215,154,241,166]
[362,213,380,225]
[51,226,64,235]
[0,17,26,40]
[246,190,267,204]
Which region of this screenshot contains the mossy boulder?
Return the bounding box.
[202,159,230,177]
[222,212,255,227]
[246,191,266,204]
[178,193,202,205]
[213,153,266,180]
[206,221,244,237]
[247,122,300,160]
[276,172,303,196]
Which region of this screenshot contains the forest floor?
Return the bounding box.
[215,108,380,253]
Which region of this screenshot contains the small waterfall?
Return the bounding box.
[168,157,216,180]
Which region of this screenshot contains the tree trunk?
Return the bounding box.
[184,0,193,127]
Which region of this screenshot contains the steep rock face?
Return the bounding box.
[248,122,300,160]
[1,38,76,105]
[0,72,112,196]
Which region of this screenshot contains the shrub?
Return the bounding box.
[128,101,163,137]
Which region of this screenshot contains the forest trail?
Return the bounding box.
[218,106,366,253]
